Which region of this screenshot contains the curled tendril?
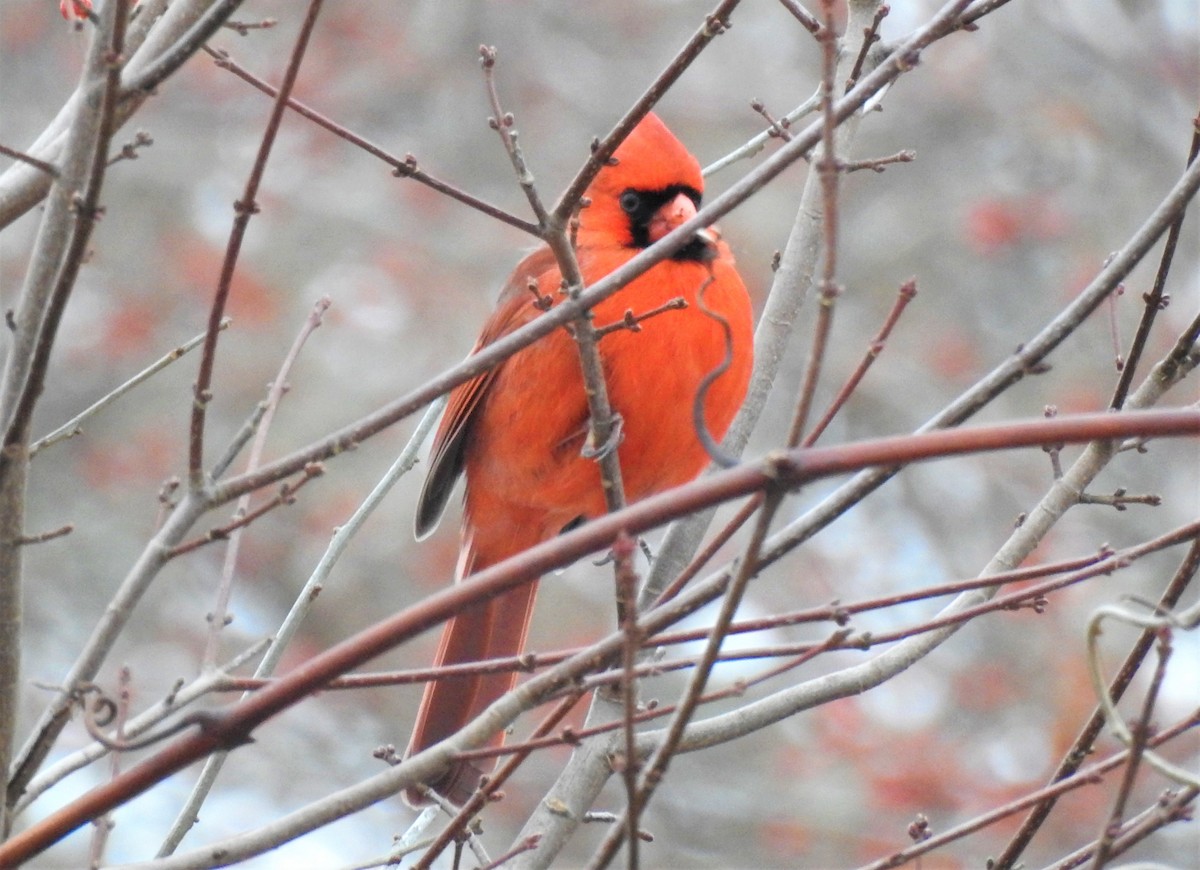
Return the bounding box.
[80,685,212,752]
[692,271,740,468]
[1086,598,1200,790]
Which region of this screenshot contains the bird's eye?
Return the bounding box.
[619,191,641,214]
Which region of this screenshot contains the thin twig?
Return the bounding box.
[750,99,793,141]
[86,665,130,869]
[784,0,842,449]
[845,4,889,92]
[591,298,687,339]
[857,713,1200,870]
[480,836,541,870]
[105,129,153,166]
[587,485,785,866]
[652,494,762,605]
[208,400,268,482]
[222,17,277,35]
[612,533,643,868]
[775,0,821,34]
[703,92,820,177]
[805,278,917,445]
[0,144,58,178]
[1089,628,1173,868]
[1106,278,1126,371]
[412,692,583,868]
[480,46,550,227]
[202,44,540,236]
[842,149,915,173]
[201,297,330,670]
[14,525,74,547]
[187,0,324,487]
[551,0,742,224]
[31,320,228,455]
[1111,109,1200,408]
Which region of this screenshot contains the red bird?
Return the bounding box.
[406,113,753,804]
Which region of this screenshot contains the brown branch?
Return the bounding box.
[591,298,687,339]
[1106,278,1126,371]
[786,0,843,448]
[1078,488,1161,510]
[0,144,58,178]
[775,0,821,34]
[612,533,643,867]
[204,44,539,236]
[222,16,277,35]
[15,525,74,547]
[551,0,742,223]
[1089,629,1173,868]
[480,46,550,227]
[187,0,324,486]
[481,835,541,870]
[845,4,890,92]
[1111,109,1200,408]
[653,494,762,605]
[805,278,917,445]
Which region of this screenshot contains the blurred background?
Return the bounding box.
[1,0,1198,866]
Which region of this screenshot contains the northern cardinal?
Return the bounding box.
[406,113,753,804]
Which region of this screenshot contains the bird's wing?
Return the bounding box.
[414,246,559,538]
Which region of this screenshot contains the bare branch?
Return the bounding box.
[31,320,228,455]
[187,0,325,487]
[202,44,540,236]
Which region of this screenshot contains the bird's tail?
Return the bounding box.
[404,515,543,806]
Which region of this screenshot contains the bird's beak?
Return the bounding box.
[647,192,701,244]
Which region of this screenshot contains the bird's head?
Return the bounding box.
[579,113,715,262]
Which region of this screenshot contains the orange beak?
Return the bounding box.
[647,192,703,244]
